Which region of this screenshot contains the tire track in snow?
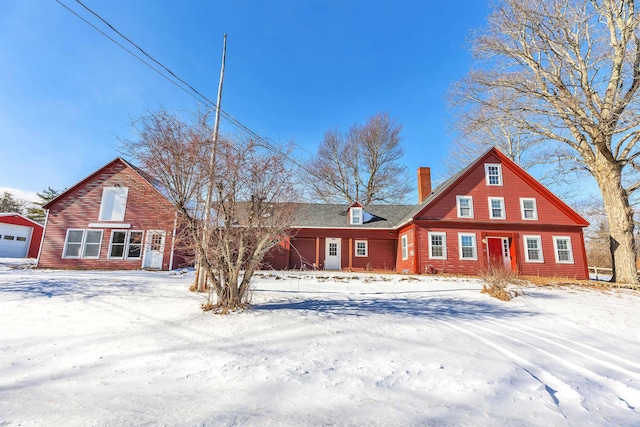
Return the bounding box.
[454,319,640,419]
[482,318,640,379]
[464,320,640,414]
[438,319,588,423]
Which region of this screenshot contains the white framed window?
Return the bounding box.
[355,240,368,257]
[524,235,544,263]
[63,229,103,259]
[350,207,363,225]
[109,230,144,260]
[401,234,408,260]
[428,232,447,259]
[553,236,574,264]
[485,164,503,186]
[488,197,506,219]
[520,198,538,220]
[456,196,474,218]
[99,186,129,221]
[458,233,477,260]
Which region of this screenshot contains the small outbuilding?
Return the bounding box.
[0,213,44,258]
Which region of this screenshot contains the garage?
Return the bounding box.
[0,214,44,259]
[0,223,32,257]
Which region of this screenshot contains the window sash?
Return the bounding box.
[524,236,544,263]
[553,237,574,263]
[99,187,128,221]
[489,198,505,219]
[458,233,477,260]
[485,164,503,186]
[355,240,368,257]
[428,232,447,259]
[401,235,408,260]
[109,230,144,260]
[456,196,473,218]
[520,198,538,220]
[350,208,362,225]
[63,229,102,259]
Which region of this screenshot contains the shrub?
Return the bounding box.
[480,265,524,301]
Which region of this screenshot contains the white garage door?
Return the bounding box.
[0,223,32,258]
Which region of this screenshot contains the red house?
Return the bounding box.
[37,158,179,270]
[38,148,589,279]
[0,213,44,258]
[268,148,589,279]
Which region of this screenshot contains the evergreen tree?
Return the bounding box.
[25,187,62,224]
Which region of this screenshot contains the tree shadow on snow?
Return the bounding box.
[254,297,536,320]
[0,277,157,300]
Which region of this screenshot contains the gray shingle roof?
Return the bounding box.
[291,203,415,228]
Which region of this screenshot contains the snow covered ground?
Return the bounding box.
[1,259,639,426]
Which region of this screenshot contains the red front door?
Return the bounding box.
[487,237,505,268]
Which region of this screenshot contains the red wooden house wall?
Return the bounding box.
[38,159,178,270]
[410,150,589,279]
[263,228,398,271]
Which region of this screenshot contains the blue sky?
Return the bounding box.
[0,0,491,203]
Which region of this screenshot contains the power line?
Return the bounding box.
[55,0,312,171]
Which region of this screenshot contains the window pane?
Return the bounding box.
[68,230,84,243]
[83,231,102,258]
[127,231,143,259]
[65,243,82,257]
[85,230,102,244]
[110,245,125,258]
[112,231,126,244]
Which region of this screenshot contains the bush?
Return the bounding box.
[480,265,524,301]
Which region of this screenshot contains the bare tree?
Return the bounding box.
[122,108,298,312]
[306,113,411,204]
[447,89,546,173]
[450,0,640,284]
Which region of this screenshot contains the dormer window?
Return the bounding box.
[350,207,363,225]
[485,164,503,186]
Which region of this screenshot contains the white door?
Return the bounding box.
[325,238,341,270]
[0,223,32,258]
[142,230,166,269]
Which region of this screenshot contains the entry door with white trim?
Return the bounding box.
[142,230,166,269]
[325,238,341,270]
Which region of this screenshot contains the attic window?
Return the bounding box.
[350,207,363,225]
[99,187,128,221]
[485,164,503,186]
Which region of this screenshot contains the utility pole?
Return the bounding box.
[196,33,227,293]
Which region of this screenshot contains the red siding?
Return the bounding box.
[285,229,398,271]
[417,153,585,227]
[0,214,44,258]
[396,225,417,273]
[38,160,177,270]
[415,223,588,279]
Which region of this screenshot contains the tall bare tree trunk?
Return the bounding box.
[593,158,637,283]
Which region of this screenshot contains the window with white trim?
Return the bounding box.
[553,236,574,264]
[99,187,129,221]
[401,234,408,260]
[520,198,538,220]
[350,207,363,225]
[524,235,544,263]
[485,164,503,186]
[63,229,103,259]
[458,233,477,260]
[488,197,506,219]
[428,232,447,259]
[355,240,368,257]
[109,230,144,259]
[456,196,474,218]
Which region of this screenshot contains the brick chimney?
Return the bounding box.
[417,167,431,203]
